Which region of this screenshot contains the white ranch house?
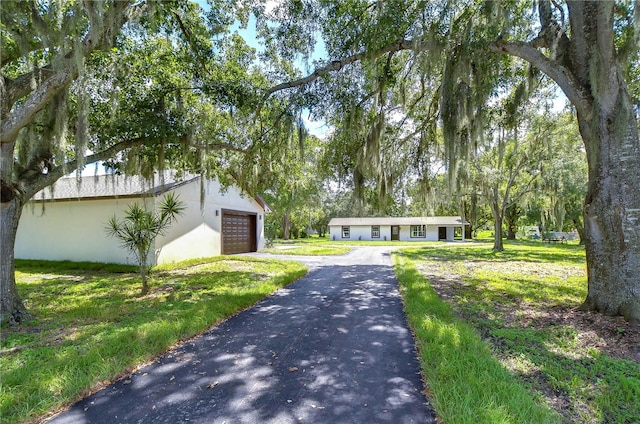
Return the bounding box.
[16,172,269,266]
[328,216,469,242]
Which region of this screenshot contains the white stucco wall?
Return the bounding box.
[330,225,401,241]
[426,226,439,241]
[16,179,266,265]
[154,179,265,264]
[329,224,457,242]
[16,197,153,265]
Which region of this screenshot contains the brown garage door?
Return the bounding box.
[222,210,257,254]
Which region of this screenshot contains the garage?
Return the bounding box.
[222,210,257,254]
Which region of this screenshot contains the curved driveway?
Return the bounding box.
[48,246,436,424]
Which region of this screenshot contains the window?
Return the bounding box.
[410,225,426,238]
[342,226,350,238]
[371,225,380,238]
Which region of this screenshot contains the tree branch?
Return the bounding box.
[21,137,146,199]
[189,141,249,155]
[1,68,74,144]
[2,66,55,114]
[491,40,591,116]
[1,1,143,145]
[21,134,251,199]
[261,39,422,102]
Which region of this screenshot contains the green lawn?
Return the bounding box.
[263,244,351,255]
[4,241,637,424]
[1,257,307,424]
[394,241,639,424]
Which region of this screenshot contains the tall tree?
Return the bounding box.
[493,1,640,322]
[473,109,547,251]
[529,111,588,241]
[1,0,150,324]
[0,1,268,324]
[256,0,640,322]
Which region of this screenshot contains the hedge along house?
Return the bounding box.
[15,172,269,266]
[328,217,469,242]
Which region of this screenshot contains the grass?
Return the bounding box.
[263,244,351,255]
[394,252,560,424]
[5,240,637,423]
[394,241,640,424]
[273,236,463,247]
[1,256,307,424]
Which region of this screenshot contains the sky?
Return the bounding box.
[196,0,331,137]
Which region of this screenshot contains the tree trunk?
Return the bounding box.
[572,217,585,245]
[567,3,640,324]
[493,1,640,322]
[490,201,504,252]
[139,248,149,295]
[283,212,291,240]
[506,221,517,240]
[505,204,519,240]
[0,195,32,325]
[578,102,640,323]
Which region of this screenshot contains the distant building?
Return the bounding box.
[328,216,469,241]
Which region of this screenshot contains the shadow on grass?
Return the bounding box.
[2,259,307,424]
[398,241,586,266]
[394,256,560,423]
[395,250,639,423]
[16,259,138,274]
[485,323,640,423]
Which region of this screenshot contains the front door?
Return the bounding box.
[391,225,400,241]
[438,226,447,241]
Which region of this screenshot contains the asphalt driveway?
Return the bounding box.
[47,246,436,424]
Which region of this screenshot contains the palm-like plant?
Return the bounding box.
[106,193,185,294]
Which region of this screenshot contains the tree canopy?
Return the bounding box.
[2,0,640,323]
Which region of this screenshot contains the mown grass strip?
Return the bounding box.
[1,256,307,424]
[393,251,560,424]
[263,245,351,255]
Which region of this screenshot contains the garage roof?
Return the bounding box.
[31,172,199,201]
[32,172,270,212]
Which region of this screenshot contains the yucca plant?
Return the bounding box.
[106,193,185,294]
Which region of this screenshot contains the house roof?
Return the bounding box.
[328,216,468,226]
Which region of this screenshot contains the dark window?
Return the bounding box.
[410,225,426,238]
[342,226,350,238]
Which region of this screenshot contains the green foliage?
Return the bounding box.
[105,193,185,293]
[1,256,307,424]
[260,133,327,240]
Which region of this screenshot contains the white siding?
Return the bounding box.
[16,179,266,266]
[330,225,392,241]
[426,226,439,241]
[328,224,455,242]
[16,198,153,265]
[447,227,455,241]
